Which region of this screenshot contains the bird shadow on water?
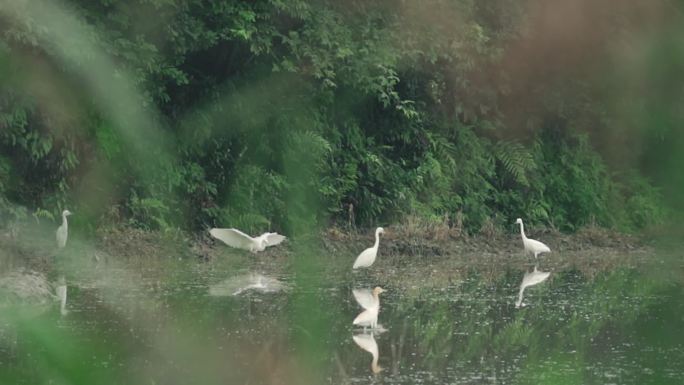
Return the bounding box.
[208,272,289,297]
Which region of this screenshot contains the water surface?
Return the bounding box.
[0,246,681,385]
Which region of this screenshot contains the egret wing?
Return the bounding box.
[263,232,286,247]
[56,226,67,248]
[522,270,550,287]
[353,247,375,268]
[352,309,377,326]
[209,228,254,250]
[353,288,377,310]
[527,238,551,253]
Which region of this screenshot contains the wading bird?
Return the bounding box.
[353,227,384,269]
[515,265,551,308]
[515,218,550,258]
[353,332,382,374]
[209,228,286,253]
[352,287,385,330]
[56,210,72,249]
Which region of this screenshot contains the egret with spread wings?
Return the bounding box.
[209,228,286,253]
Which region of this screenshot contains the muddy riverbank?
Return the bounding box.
[0,222,652,287]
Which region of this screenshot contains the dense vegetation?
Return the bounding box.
[1,0,680,235]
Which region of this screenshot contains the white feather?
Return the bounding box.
[524,238,551,255]
[353,308,379,327]
[56,209,72,249]
[210,228,286,253]
[515,218,551,258]
[210,228,254,250]
[353,227,384,269]
[263,233,286,247]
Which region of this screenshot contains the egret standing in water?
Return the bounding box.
[515,218,550,259]
[56,210,72,249]
[209,228,286,253]
[515,266,551,308]
[353,227,384,269]
[352,287,385,330]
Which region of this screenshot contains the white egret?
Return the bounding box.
[56,209,72,249]
[515,218,550,258]
[352,227,384,269]
[352,287,385,330]
[515,266,551,308]
[353,332,382,374]
[209,228,286,253]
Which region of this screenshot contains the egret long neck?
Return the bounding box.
[371,355,381,374]
[372,292,381,309]
[515,286,525,307]
[62,213,68,230]
[59,288,67,314]
[518,222,526,239]
[373,231,380,249]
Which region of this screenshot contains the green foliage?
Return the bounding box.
[620,173,666,230]
[542,133,612,228]
[219,165,286,234]
[0,0,674,234]
[127,192,171,230]
[493,140,535,187]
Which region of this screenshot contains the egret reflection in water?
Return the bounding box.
[515,265,551,308]
[0,270,68,316]
[352,287,385,330]
[353,332,382,374]
[208,273,288,296]
[55,276,67,316]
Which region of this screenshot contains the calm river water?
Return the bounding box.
[0,244,682,384]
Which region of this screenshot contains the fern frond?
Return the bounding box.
[286,130,331,165]
[493,140,535,186]
[429,133,458,171]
